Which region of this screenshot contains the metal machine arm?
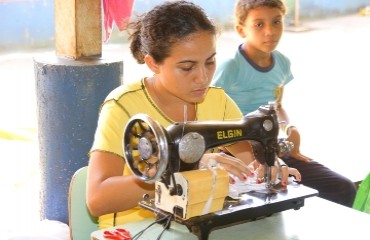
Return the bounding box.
[122,103,288,184]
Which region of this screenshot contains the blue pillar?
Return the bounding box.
[34,54,123,223]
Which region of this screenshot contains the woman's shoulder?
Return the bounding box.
[105,79,145,101]
[205,87,229,102]
[198,87,242,120]
[207,86,226,94]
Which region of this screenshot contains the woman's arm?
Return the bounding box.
[86,151,155,217]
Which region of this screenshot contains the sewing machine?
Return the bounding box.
[122,103,318,239]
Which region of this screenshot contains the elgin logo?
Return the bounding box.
[216,129,242,139]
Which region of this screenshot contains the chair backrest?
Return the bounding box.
[68,166,98,240]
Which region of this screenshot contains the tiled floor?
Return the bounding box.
[1,14,370,238]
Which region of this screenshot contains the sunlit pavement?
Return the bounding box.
[1,14,370,237]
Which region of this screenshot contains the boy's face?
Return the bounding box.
[236,6,284,53]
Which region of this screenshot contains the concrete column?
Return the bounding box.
[34,54,122,223]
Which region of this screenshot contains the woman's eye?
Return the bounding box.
[181,66,193,72]
[206,60,216,66]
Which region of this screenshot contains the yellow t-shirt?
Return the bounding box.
[91,78,243,228]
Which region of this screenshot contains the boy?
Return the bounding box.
[212,0,356,207]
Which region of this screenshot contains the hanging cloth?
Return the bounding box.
[103,0,135,42]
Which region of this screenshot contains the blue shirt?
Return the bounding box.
[212,44,293,115]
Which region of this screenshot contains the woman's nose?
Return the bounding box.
[194,67,209,84]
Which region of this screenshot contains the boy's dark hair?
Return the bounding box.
[234,0,287,25]
[127,0,217,64]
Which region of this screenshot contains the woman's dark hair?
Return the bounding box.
[127,0,217,64]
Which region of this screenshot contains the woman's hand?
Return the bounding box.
[287,167,301,182]
[253,159,301,186]
[199,152,254,182]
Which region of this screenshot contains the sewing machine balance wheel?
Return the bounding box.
[123,114,169,183]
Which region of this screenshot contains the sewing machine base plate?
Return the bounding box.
[139,183,318,240]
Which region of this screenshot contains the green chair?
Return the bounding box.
[68,166,98,240]
[353,172,370,214]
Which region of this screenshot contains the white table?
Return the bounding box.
[91,196,370,240]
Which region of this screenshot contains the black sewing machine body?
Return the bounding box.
[124,104,281,182]
[123,104,318,240]
[165,104,279,171]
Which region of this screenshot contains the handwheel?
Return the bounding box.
[123,114,169,183]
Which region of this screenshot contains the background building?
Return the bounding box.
[0,0,369,50]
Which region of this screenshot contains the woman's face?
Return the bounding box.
[155,31,217,104]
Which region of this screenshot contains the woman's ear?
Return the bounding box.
[144,54,160,74]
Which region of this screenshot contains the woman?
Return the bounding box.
[86,0,298,229]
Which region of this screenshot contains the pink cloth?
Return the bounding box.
[103,0,135,42]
